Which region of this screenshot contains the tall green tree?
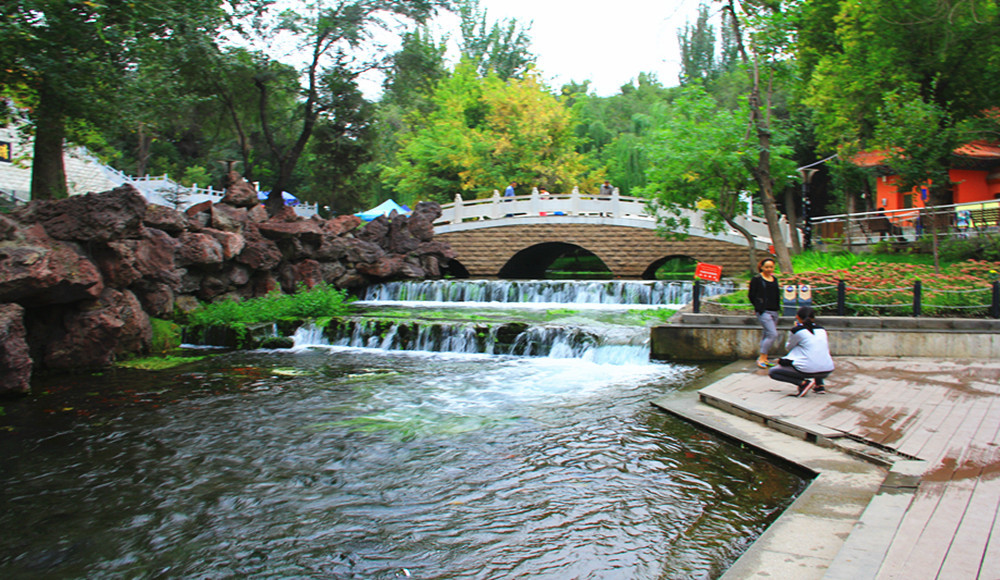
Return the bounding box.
[0,0,237,199]
[251,0,450,213]
[382,62,590,204]
[458,0,535,80]
[803,0,1000,268]
[639,84,797,270]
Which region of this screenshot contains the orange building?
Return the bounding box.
[853,141,1000,213]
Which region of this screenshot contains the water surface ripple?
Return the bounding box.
[0,346,803,579]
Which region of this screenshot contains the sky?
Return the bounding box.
[438,0,706,96]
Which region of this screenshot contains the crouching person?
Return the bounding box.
[769,306,835,397]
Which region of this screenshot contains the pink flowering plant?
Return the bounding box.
[784,259,999,317]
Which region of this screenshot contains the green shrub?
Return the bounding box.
[186,283,352,328]
[150,318,182,354]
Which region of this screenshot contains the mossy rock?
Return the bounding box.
[260,336,295,349]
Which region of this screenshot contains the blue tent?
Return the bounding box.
[355,199,410,221]
[257,190,299,206]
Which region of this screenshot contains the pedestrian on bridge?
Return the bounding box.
[749,257,781,369]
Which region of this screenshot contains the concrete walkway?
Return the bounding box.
[652,357,1000,579]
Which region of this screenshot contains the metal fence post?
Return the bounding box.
[913,279,922,317]
[693,280,701,313]
[992,281,999,319]
[837,280,846,316]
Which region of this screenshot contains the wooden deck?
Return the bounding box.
[698,358,1000,579]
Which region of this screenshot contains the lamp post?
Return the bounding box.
[798,167,818,250]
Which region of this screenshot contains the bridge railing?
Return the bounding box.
[435,186,790,248]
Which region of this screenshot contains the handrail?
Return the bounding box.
[434,186,790,249]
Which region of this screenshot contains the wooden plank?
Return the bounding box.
[877,482,949,577]
[881,479,977,578]
[937,476,1000,578]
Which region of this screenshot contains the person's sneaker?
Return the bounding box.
[797,380,814,397]
[813,385,826,395]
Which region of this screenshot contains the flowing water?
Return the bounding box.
[0,279,805,580]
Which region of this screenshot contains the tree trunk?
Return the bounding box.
[30,87,68,200]
[784,185,801,254]
[722,212,759,272]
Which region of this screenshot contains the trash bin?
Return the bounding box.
[782,284,813,316]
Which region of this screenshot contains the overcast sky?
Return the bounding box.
[439,0,706,96]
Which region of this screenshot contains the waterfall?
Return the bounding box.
[361,279,733,306]
[292,320,651,364]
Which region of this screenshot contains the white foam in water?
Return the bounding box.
[292,324,329,348]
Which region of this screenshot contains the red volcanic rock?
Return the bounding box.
[0,214,19,241]
[323,215,361,237]
[41,288,151,369]
[387,216,421,254]
[344,238,385,264]
[220,172,261,208]
[356,255,405,279]
[257,219,324,242]
[132,280,175,318]
[247,204,269,223]
[211,203,249,234]
[357,214,389,244]
[144,204,187,234]
[315,235,349,261]
[280,259,324,292]
[203,228,245,260]
[412,201,442,223]
[184,200,213,229]
[0,225,104,305]
[0,303,31,395]
[134,228,181,284]
[176,231,224,267]
[236,228,282,271]
[15,185,147,242]
[94,240,143,288]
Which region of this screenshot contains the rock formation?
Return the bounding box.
[0,175,454,395]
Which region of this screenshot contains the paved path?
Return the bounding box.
[654,357,1000,579]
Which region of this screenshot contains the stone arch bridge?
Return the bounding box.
[433,188,790,279]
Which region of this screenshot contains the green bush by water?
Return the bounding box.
[186,283,352,327]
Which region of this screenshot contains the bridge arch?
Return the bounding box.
[498,243,610,279]
[436,223,751,279]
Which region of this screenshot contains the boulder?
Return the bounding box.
[144,204,188,234]
[184,200,213,230]
[257,219,324,243]
[344,238,385,264]
[0,214,19,241]
[0,225,104,306]
[357,214,389,244]
[176,231,224,267]
[357,254,405,279]
[412,201,443,223]
[211,203,249,234]
[0,303,31,395]
[219,172,261,208]
[132,280,175,318]
[134,228,181,286]
[203,228,246,260]
[39,288,151,369]
[14,185,147,242]
[324,215,361,237]
[387,215,421,254]
[93,240,143,289]
[236,228,282,271]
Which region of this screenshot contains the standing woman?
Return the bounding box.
[748,257,780,368]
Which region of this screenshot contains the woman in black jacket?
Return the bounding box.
[748,257,780,368]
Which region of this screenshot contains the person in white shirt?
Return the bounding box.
[768,306,835,397]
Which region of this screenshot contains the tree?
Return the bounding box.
[638,84,796,270]
[0,0,236,199]
[382,62,591,204]
[678,4,717,85]
[717,0,798,274]
[803,0,1000,269]
[458,0,536,80]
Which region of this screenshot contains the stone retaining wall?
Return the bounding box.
[651,313,1000,360]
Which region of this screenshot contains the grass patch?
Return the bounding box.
[116,355,209,371]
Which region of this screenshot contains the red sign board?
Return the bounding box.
[694,262,723,282]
